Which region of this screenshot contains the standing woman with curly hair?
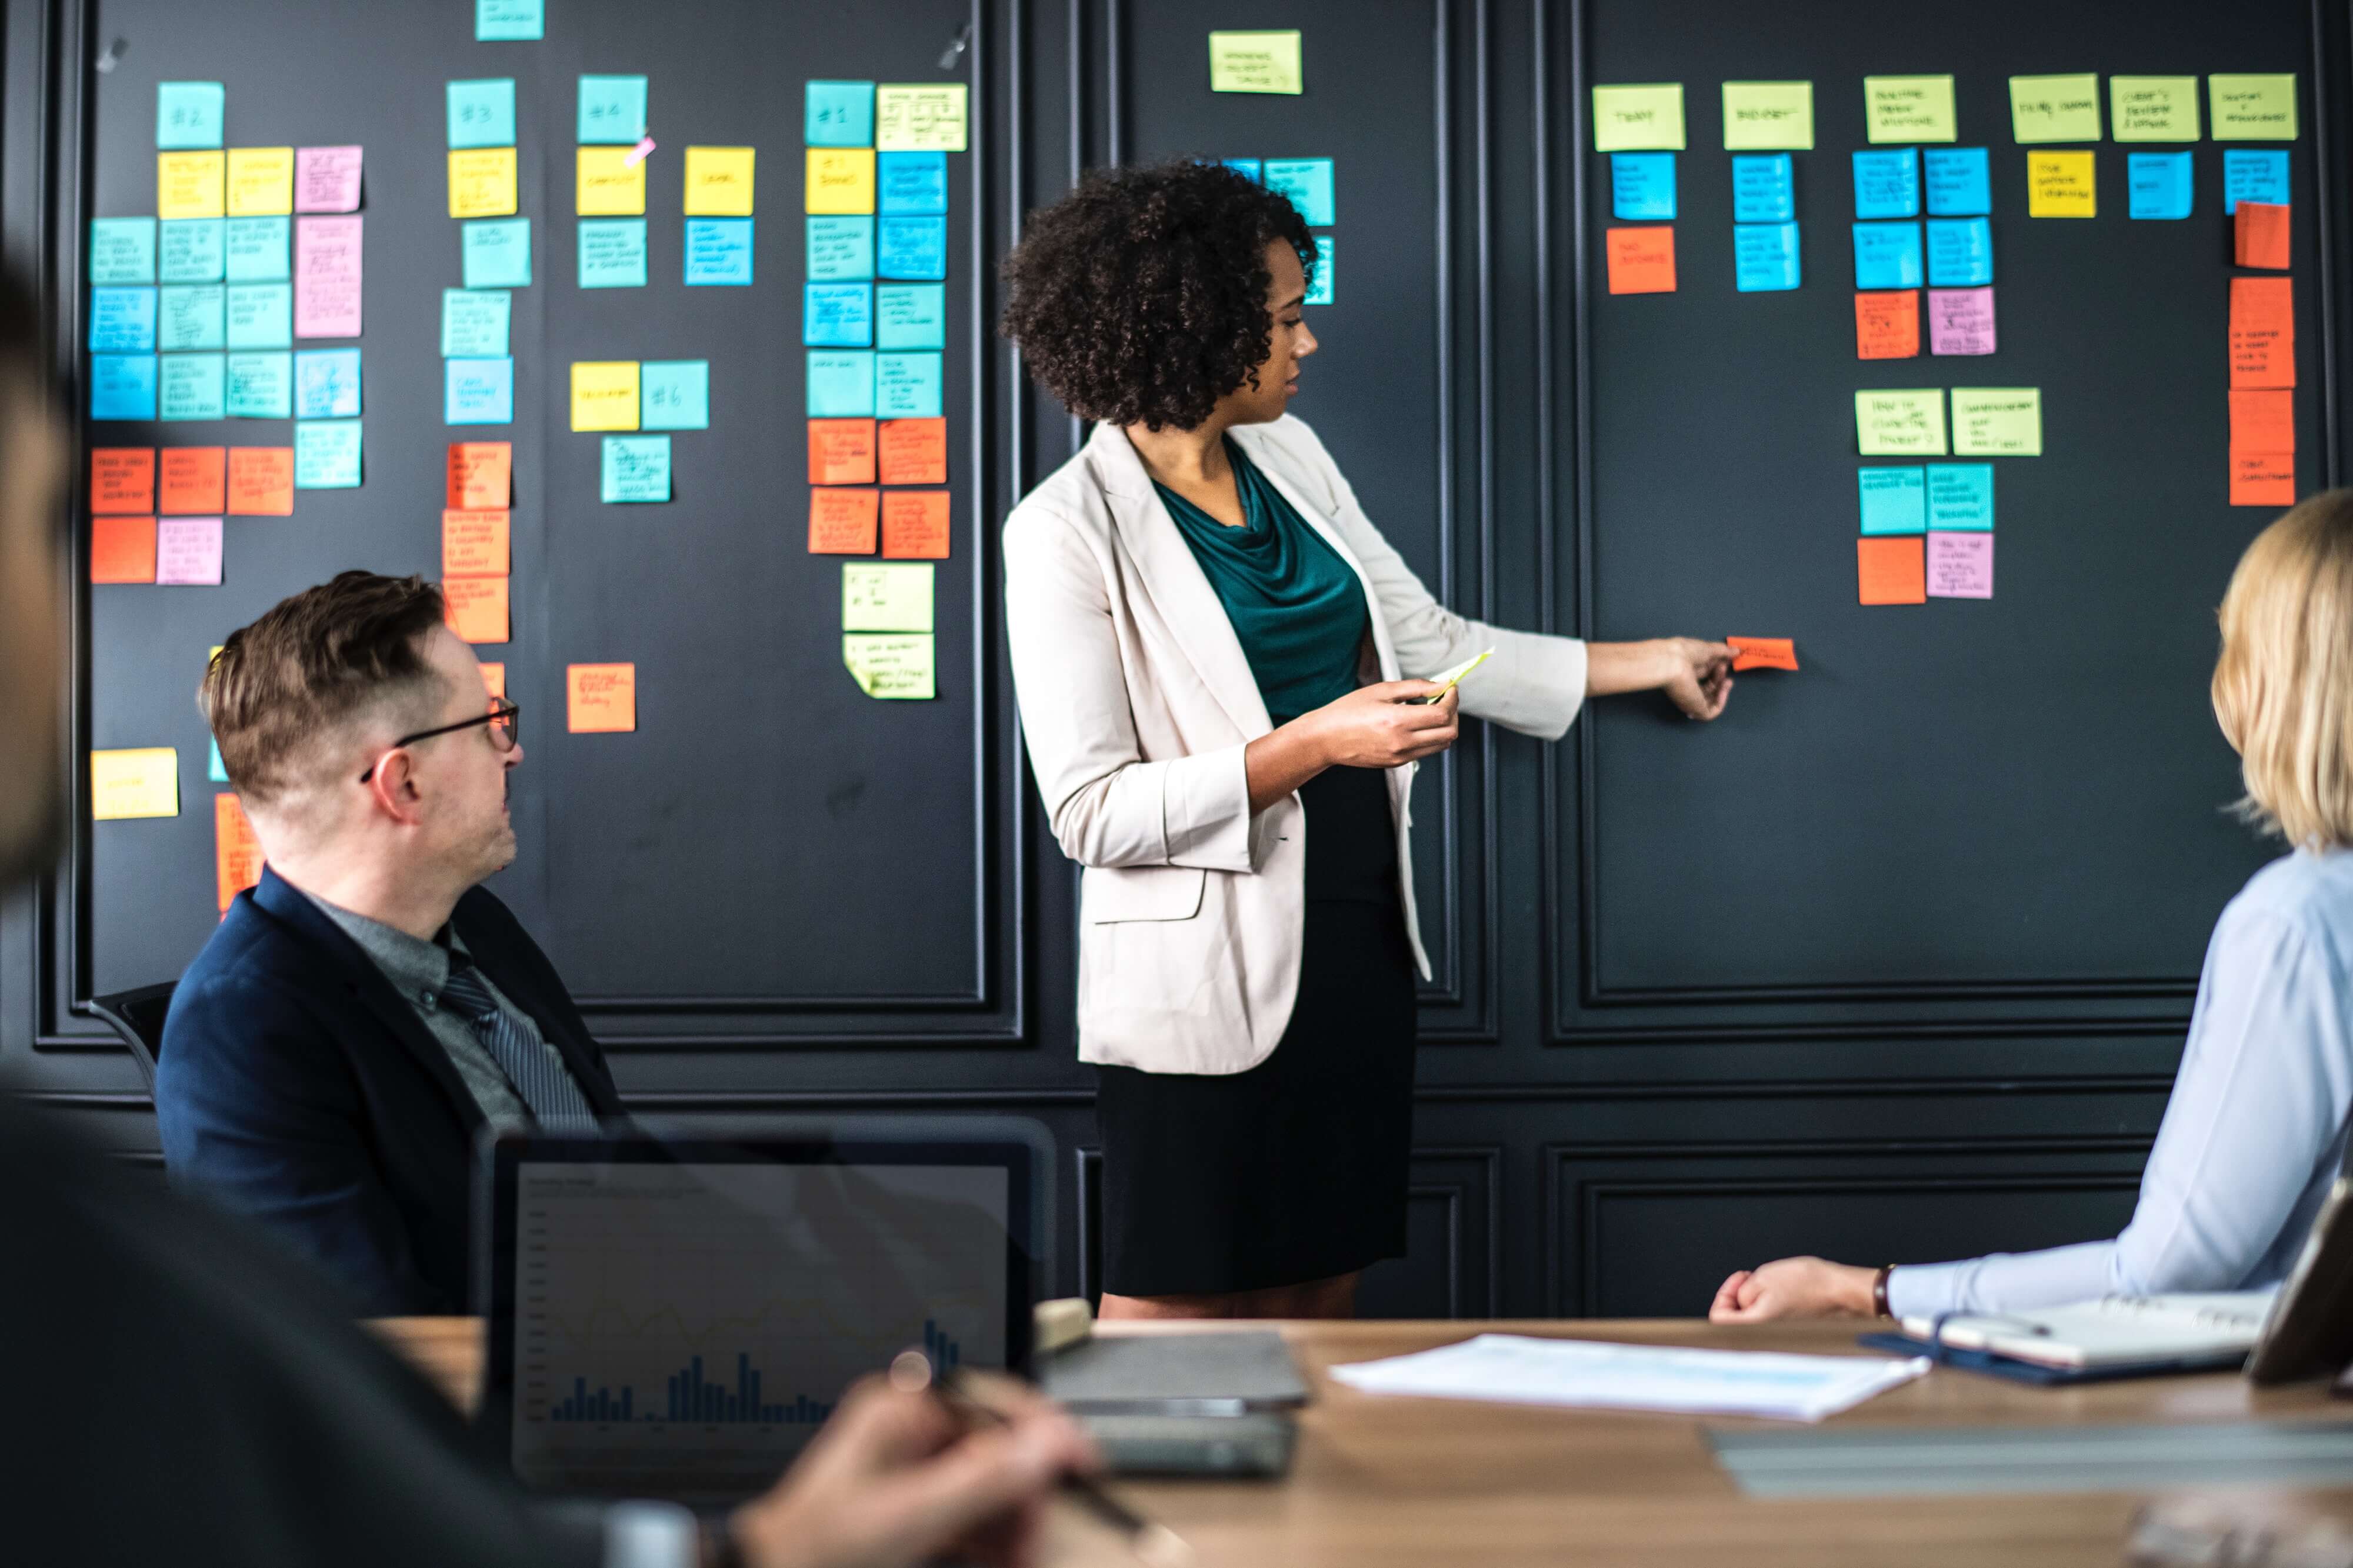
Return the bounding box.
[999,159,1736,1320]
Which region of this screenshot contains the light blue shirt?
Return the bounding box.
[1890,848,2353,1319]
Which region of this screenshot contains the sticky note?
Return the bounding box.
[881,492,951,559]
[805,282,873,347]
[808,419,876,484]
[227,447,294,515]
[91,355,158,421]
[1592,85,1684,152]
[600,435,671,502]
[809,486,879,552]
[876,283,946,349]
[566,664,636,731]
[225,282,292,349]
[877,215,948,281]
[1949,387,2042,455]
[2231,451,2295,507]
[1857,536,1926,605]
[1208,29,1303,94]
[207,739,228,783]
[574,146,644,216]
[570,361,640,431]
[809,351,875,416]
[161,218,225,282]
[1927,287,1995,356]
[226,148,294,217]
[842,635,934,699]
[1858,466,1926,534]
[1304,234,1335,305]
[442,289,511,357]
[1864,76,1956,144]
[2230,388,2295,455]
[294,216,362,337]
[578,218,648,286]
[2224,150,2289,213]
[159,285,224,352]
[1224,159,1262,182]
[683,146,755,216]
[1854,291,1918,360]
[477,0,544,41]
[444,576,509,643]
[806,81,876,146]
[2229,276,2295,389]
[578,75,648,144]
[462,219,532,287]
[1855,389,1945,455]
[1721,81,1812,150]
[1604,227,1675,294]
[879,417,946,483]
[434,148,511,221]
[809,215,874,280]
[1264,159,1336,226]
[160,354,225,420]
[92,749,178,819]
[92,448,155,514]
[448,79,516,149]
[443,508,510,576]
[91,516,156,583]
[1731,155,1794,222]
[1925,531,1992,599]
[639,361,709,429]
[1727,636,1798,672]
[1610,154,1675,221]
[159,448,225,513]
[2211,75,2297,141]
[448,442,512,508]
[445,357,513,424]
[159,151,226,220]
[876,352,943,418]
[90,287,157,352]
[157,82,224,150]
[684,218,754,283]
[295,146,363,213]
[215,792,262,912]
[289,348,359,420]
[2236,202,2290,270]
[2128,152,2195,220]
[91,218,157,283]
[2027,151,2095,218]
[293,419,362,488]
[2111,77,2199,142]
[155,516,222,586]
[807,149,876,215]
[1922,148,1989,216]
[2008,75,2101,143]
[225,217,289,282]
[879,151,948,215]
[1852,222,1922,289]
[1852,149,1918,219]
[1924,463,1993,528]
[1925,217,1992,287]
[875,85,968,153]
[843,561,933,632]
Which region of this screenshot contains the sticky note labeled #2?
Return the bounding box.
[1949,387,2042,456]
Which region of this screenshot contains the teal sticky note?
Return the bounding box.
[578,219,648,287]
[1924,217,1992,288]
[1925,463,1994,529]
[600,435,671,502]
[684,218,753,285]
[1732,223,1799,292]
[224,217,289,281]
[808,351,874,416]
[641,361,709,429]
[1610,154,1676,221]
[156,82,225,151]
[208,739,228,782]
[876,351,943,418]
[1263,158,1335,225]
[295,348,361,418]
[1304,233,1334,305]
[1224,158,1262,181]
[294,419,362,488]
[1852,222,1922,289]
[876,283,945,349]
[805,282,874,346]
[2224,150,2289,213]
[224,283,292,349]
[1852,149,1919,220]
[577,75,648,144]
[158,285,224,351]
[159,353,226,421]
[476,0,544,40]
[1731,155,1794,223]
[807,215,874,280]
[877,216,947,280]
[1858,466,1927,535]
[878,152,949,215]
[448,79,518,150]
[806,80,875,146]
[225,351,292,418]
[2129,152,2194,221]
[90,288,157,352]
[441,289,511,357]
[90,218,157,284]
[1923,148,1990,217]
[160,219,225,283]
[462,219,532,287]
[90,356,158,421]
[444,357,512,424]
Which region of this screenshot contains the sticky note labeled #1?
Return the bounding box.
[1855,389,1946,455]
[843,635,934,699]
[1721,82,1812,151]
[2008,74,2101,143]
[1592,85,1684,152]
[1209,30,1302,94]
[1864,76,1956,144]
[92,748,179,820]
[806,80,876,147]
[1949,387,2042,455]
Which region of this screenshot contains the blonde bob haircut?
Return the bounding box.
[2212,491,2353,852]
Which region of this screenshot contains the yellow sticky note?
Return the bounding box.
[843,635,936,699]
[806,147,876,213]
[1951,388,2043,456]
[574,146,644,216]
[2027,150,2097,218]
[683,145,756,216]
[2110,76,2199,142]
[1721,81,1812,150]
[875,85,968,152]
[570,361,641,432]
[158,151,225,220]
[842,562,934,632]
[448,148,518,218]
[91,748,179,820]
[1864,75,1957,144]
[1591,84,1684,152]
[2211,74,2297,141]
[225,147,295,216]
[2008,75,2101,143]
[1208,30,1302,95]
[1855,390,1947,456]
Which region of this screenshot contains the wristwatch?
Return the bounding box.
[1871,1264,1895,1320]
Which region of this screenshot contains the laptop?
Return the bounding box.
[477,1118,1044,1505]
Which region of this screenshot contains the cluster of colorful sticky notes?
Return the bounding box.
[568,359,711,436]
[1857,462,1995,533]
[841,565,936,699]
[89,445,290,580]
[91,748,179,819]
[566,663,636,732]
[1208,30,1302,95]
[2229,272,2297,506]
[1222,159,1337,301]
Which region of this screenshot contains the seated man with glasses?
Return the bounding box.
[158,571,624,1315]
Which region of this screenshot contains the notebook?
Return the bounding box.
[1897,1292,2274,1371]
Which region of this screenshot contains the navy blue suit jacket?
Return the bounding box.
[156,868,625,1316]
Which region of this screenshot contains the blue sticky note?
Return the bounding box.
[1223,158,1262,181]
[878,216,947,281]
[1857,466,1927,535]
[442,289,512,357]
[159,353,225,421]
[477,0,544,40]
[156,82,225,151]
[294,419,362,488]
[1304,233,1334,305]
[224,218,289,282]
[208,739,228,782]
[807,216,874,280]
[295,348,362,419]
[1925,463,1994,529]
[448,79,518,150]
[578,75,648,144]
[1263,158,1336,226]
[2223,150,2289,214]
[805,80,875,147]
[1852,222,1922,290]
[160,219,225,283]
[1730,155,1794,223]
[805,282,874,346]
[578,219,648,287]
[1732,223,1800,292]
[601,435,671,502]
[1609,154,1675,221]
[876,351,944,418]
[808,351,874,416]
[158,285,224,352]
[444,357,512,424]
[876,283,945,350]
[1922,148,1991,217]
[225,351,291,418]
[89,287,158,352]
[640,361,709,430]
[463,219,532,288]
[684,218,754,285]
[879,151,949,215]
[225,283,292,349]
[1924,217,1992,288]
[89,355,158,421]
[2129,152,2195,221]
[90,218,157,284]
[1851,149,1919,219]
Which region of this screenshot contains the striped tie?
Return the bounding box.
[437,958,599,1129]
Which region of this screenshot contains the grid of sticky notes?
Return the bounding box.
[806,77,965,701]
[445,75,521,436]
[1218,158,1335,305]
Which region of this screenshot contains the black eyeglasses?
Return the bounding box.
[359,698,521,783]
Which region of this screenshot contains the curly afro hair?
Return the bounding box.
[999,159,1318,432]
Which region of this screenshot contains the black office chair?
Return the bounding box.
[88,982,177,1094]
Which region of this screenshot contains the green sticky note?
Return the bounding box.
[599,435,671,502]
[1262,159,1335,225]
[1949,388,2042,456]
[1721,81,1812,150]
[448,79,518,150]
[156,82,225,151]
[843,562,934,632]
[842,634,935,699]
[442,289,511,357]
[1592,84,1684,151]
[462,219,532,288]
[578,219,648,287]
[639,361,709,429]
[578,75,648,145]
[294,419,362,488]
[1208,30,1302,95]
[476,0,544,42]
[2210,74,2297,141]
[2111,77,2199,142]
[1855,389,1948,456]
[1865,76,1957,144]
[90,218,157,283]
[2009,74,2101,143]
[875,283,944,349]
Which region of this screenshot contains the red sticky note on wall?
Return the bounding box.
[2228,388,2295,455]
[442,576,509,644]
[2230,451,2296,508]
[442,509,511,576]
[91,516,157,583]
[808,419,878,485]
[448,442,512,509]
[2229,276,2294,389]
[881,491,951,559]
[1857,537,1926,605]
[1854,291,1919,360]
[1604,227,1676,295]
[215,792,262,915]
[158,447,226,515]
[809,487,880,553]
[566,663,637,733]
[226,448,295,516]
[91,448,155,514]
[2234,202,2291,271]
[1726,636,1797,672]
[878,418,948,485]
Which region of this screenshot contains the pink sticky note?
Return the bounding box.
[1927,288,1995,357]
[295,146,363,213]
[295,215,363,338]
[155,517,224,586]
[1926,531,1992,599]
[624,135,656,168]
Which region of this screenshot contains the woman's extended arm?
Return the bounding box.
[1585,639,1735,720]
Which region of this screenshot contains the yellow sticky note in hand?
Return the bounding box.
[1721,81,1812,150]
[1209,31,1303,95]
[575,146,644,216]
[842,562,934,632]
[1592,84,1684,151]
[1864,75,1957,143]
[571,361,641,431]
[1855,389,1948,456]
[2211,74,2297,141]
[843,634,936,699]
[2111,76,2199,142]
[1950,388,2043,456]
[875,85,968,152]
[2027,150,2096,218]
[1422,648,1494,702]
[226,147,294,216]
[92,748,179,820]
[806,147,876,213]
[449,148,518,218]
[684,146,755,216]
[158,151,225,220]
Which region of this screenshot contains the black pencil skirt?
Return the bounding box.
[1094,763,1418,1297]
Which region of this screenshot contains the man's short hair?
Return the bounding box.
[199,572,450,806]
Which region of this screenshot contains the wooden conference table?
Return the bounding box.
[374,1317,2353,1567]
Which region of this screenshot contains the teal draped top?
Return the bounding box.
[1154,438,1368,724]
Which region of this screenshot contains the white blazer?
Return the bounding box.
[1002,416,1587,1075]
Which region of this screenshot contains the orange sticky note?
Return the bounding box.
[808,419,878,485]
[2234,201,2291,271]
[443,576,509,644]
[448,442,513,509]
[809,487,880,553]
[1727,636,1798,672]
[442,509,511,576]
[1858,536,1926,605]
[1854,291,1919,360]
[1604,226,1676,295]
[91,448,155,515]
[2231,451,2296,507]
[479,662,506,700]
[91,516,157,583]
[2229,388,2295,455]
[881,491,951,559]
[878,418,948,485]
[2229,276,2295,389]
[226,447,295,516]
[566,663,637,733]
[214,792,262,915]
[158,447,226,515]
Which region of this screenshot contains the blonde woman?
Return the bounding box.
[1714,492,2353,1323]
